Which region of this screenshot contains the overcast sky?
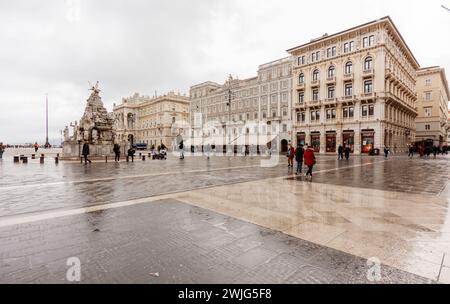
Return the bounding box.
[0,0,449,144]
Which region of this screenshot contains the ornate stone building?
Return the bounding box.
[189,56,293,153]
[63,82,116,157]
[415,66,449,147]
[113,92,190,151]
[287,16,419,154]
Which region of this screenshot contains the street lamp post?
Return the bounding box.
[226,75,235,154]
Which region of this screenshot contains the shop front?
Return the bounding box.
[326,132,336,153]
[311,132,320,153]
[297,133,306,147]
[361,130,375,154]
[342,131,354,153]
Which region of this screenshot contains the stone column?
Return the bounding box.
[354,129,361,155]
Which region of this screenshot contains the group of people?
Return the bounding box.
[286,143,316,181]
[81,142,168,165]
[409,145,449,159]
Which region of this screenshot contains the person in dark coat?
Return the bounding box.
[82,142,91,165]
[384,146,390,158]
[127,146,136,162]
[295,144,305,176]
[344,146,351,160]
[303,144,316,181]
[113,143,121,162]
[408,145,414,158]
[338,145,344,160]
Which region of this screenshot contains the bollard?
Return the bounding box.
[148,153,151,158]
[139,152,142,158]
[14,156,20,163]
[20,155,24,161]
[126,156,129,162]
[105,156,108,163]
[22,156,28,163]
[55,157,59,164]
[40,154,45,164]
[80,156,83,164]
[142,155,146,161]
[32,154,36,159]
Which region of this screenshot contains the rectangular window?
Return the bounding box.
[344,42,349,53]
[343,107,348,118]
[362,105,368,117]
[312,89,319,101]
[363,37,368,48]
[332,46,336,56]
[364,80,373,94]
[425,79,431,86]
[311,111,316,121]
[282,108,287,116]
[369,104,374,116]
[326,109,331,120]
[349,106,354,118]
[328,86,335,99]
[425,92,432,101]
[349,41,354,51]
[262,111,267,119]
[332,108,336,119]
[327,48,331,58]
[316,51,320,61]
[298,91,304,104]
[424,107,432,117]
[311,52,316,62]
[316,110,320,121]
[345,83,353,96]
[425,124,431,130]
[369,35,375,46]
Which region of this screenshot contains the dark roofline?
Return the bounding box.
[286,16,419,68]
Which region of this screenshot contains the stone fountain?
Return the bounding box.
[62,82,116,158]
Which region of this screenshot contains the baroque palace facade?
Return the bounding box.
[113,92,190,151]
[287,16,419,154]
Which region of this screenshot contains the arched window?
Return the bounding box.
[364,57,373,71]
[299,73,304,84]
[345,61,353,75]
[312,69,319,81]
[328,66,335,78]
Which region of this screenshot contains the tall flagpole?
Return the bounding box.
[45,94,50,148]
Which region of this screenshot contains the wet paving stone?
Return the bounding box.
[0,198,435,284]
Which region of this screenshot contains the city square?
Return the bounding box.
[1,150,450,284]
[1,0,450,292]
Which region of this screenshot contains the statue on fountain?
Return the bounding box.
[62,82,115,158]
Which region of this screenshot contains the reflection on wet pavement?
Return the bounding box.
[1,154,450,283]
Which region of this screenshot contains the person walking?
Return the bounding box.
[33,142,39,153]
[113,143,121,162]
[295,144,305,176]
[384,146,390,159]
[338,145,344,160]
[344,146,351,160]
[82,141,91,165]
[287,143,295,169]
[303,144,316,182]
[408,145,414,158]
[0,142,5,159]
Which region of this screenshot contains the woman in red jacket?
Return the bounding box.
[303,144,316,181]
